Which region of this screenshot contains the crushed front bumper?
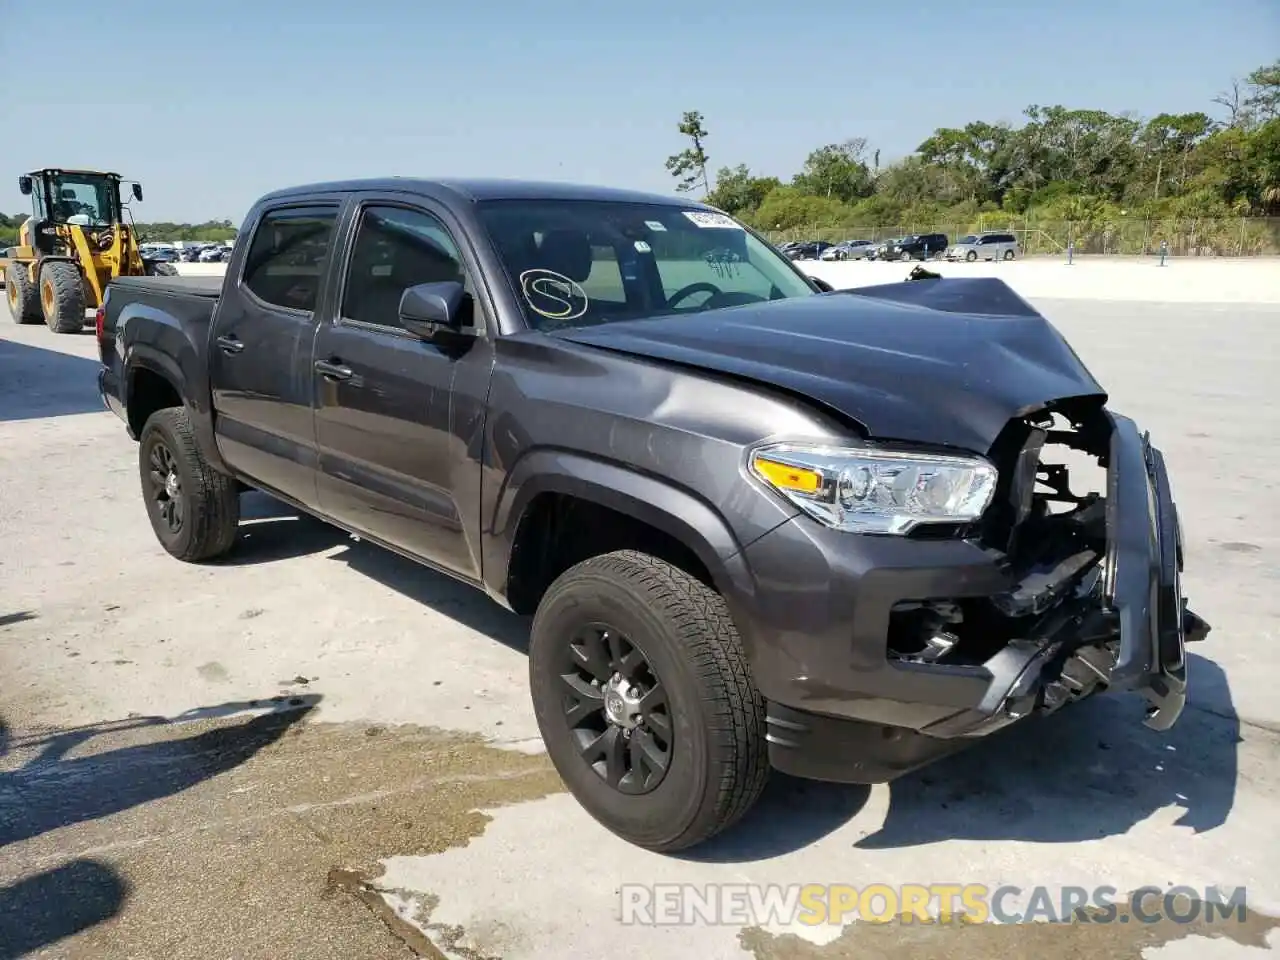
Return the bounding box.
[734,411,1209,783]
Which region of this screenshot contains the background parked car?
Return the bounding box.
[880,233,950,261]
[820,239,875,261]
[784,240,833,260]
[946,232,1021,261]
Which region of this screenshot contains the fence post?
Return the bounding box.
[1159,240,1168,267]
[1067,240,1074,265]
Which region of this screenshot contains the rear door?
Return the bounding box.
[311,194,493,579]
[209,200,343,508]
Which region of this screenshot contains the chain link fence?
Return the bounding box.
[762,218,1280,256]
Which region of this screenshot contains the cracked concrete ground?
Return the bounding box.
[1,291,1278,958]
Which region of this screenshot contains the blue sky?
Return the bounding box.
[3,0,1275,222]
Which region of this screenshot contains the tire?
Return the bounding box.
[138,406,240,562]
[899,250,912,262]
[5,261,41,323]
[144,259,179,277]
[965,250,978,262]
[38,261,87,333]
[528,550,768,852]
[1003,249,1016,261]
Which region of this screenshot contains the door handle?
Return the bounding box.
[314,358,355,382]
[216,334,244,355]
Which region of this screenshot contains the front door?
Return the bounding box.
[312,198,490,579]
[209,201,342,508]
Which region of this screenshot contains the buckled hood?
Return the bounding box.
[553,278,1107,454]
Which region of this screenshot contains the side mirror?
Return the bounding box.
[18,176,32,196]
[398,281,472,339]
[810,276,835,294]
[132,183,144,202]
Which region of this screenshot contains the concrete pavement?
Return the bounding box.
[1,284,1278,957]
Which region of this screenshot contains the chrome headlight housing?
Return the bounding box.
[749,442,998,535]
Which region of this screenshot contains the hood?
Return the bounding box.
[553,277,1106,454]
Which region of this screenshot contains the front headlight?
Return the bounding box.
[749,442,998,535]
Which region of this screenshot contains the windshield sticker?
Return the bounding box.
[634,240,652,253]
[682,210,742,230]
[645,220,667,232]
[519,268,589,322]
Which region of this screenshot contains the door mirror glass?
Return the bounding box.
[18,176,32,196]
[809,276,835,293]
[132,183,144,202]
[399,281,470,338]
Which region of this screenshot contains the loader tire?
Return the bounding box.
[5,262,41,323]
[39,261,87,334]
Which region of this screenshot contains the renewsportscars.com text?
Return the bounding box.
[618,883,1249,926]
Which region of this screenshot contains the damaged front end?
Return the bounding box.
[887,397,1209,737]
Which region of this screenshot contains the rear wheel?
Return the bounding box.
[1003,249,1016,261]
[5,262,41,323]
[528,550,768,852]
[138,406,241,562]
[38,261,87,333]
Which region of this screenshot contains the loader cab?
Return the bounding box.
[18,168,137,229]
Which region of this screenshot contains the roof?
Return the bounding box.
[258,177,708,208]
[24,168,122,178]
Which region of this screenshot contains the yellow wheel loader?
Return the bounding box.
[4,168,174,334]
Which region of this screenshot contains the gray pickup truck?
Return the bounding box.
[96,177,1208,852]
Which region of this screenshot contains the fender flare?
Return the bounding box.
[490,448,748,598]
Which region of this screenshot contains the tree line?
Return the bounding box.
[0,213,236,247]
[665,61,1279,242]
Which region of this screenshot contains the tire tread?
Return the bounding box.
[141,406,239,561]
[538,549,768,850]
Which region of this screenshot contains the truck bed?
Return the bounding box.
[110,275,223,299]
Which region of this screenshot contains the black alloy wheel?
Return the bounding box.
[528,550,769,852]
[558,621,673,795]
[146,437,185,536]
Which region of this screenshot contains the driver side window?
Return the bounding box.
[341,205,472,331]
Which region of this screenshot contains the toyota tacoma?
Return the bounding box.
[96,177,1209,852]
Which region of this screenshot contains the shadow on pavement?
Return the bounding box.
[209,492,532,652]
[0,337,102,423]
[0,695,319,849]
[0,859,128,960]
[681,653,1238,862]
[211,492,350,565]
[852,653,1238,849]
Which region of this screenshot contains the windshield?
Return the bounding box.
[957,235,978,244]
[476,199,817,331]
[45,172,120,226]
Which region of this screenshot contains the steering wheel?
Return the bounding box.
[666,281,726,311]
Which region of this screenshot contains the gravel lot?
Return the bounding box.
[1,287,1278,958]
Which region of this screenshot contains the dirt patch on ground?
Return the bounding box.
[0,703,563,959]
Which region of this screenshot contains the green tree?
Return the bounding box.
[1243,60,1280,123]
[705,165,782,216]
[791,139,873,203]
[665,111,711,195]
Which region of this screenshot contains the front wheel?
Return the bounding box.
[965,250,978,262]
[39,261,88,334]
[138,406,241,562]
[528,550,769,852]
[6,262,42,323]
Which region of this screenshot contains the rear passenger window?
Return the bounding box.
[341,205,470,330]
[242,206,338,312]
